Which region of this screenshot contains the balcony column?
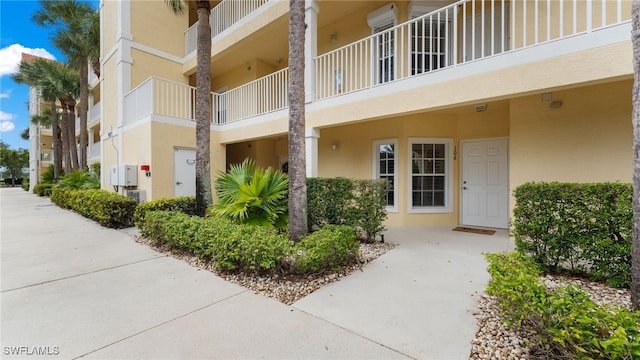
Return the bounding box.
[304,0,319,103]
[305,127,319,177]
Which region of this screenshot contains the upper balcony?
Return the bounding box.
[132,0,631,129]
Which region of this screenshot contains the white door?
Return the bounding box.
[174,148,196,197]
[461,139,509,228]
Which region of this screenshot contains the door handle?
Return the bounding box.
[176,181,183,185]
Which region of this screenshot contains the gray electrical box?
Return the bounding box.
[109,165,137,186]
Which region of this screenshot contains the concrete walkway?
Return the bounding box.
[1,187,513,359]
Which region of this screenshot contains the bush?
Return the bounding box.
[22,181,29,191]
[293,225,360,273]
[55,170,99,190]
[486,252,640,359]
[212,159,288,231]
[50,188,137,228]
[134,196,197,230]
[307,178,389,242]
[512,182,632,287]
[33,183,54,197]
[141,211,292,273]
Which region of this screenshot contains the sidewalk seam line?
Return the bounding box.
[0,255,166,293]
[72,290,250,359]
[292,307,417,360]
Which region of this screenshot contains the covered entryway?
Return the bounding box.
[174,147,196,196]
[460,138,509,228]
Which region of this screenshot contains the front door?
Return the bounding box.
[174,147,196,197]
[461,139,509,228]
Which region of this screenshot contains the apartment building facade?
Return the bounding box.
[100,0,633,228]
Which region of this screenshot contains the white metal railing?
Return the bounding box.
[89,142,100,159]
[185,0,270,55]
[315,0,631,100]
[215,68,288,124]
[40,124,52,130]
[41,149,53,162]
[124,77,200,124]
[124,78,155,125]
[89,101,100,124]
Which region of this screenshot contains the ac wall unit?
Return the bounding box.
[127,190,146,204]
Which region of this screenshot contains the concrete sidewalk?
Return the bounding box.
[1,187,513,359]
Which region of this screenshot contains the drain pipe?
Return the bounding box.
[109,126,120,193]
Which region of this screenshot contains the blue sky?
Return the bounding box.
[0,0,99,151]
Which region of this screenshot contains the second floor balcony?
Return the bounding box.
[132,0,631,127]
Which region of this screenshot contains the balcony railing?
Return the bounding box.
[41,149,53,162]
[185,0,270,55]
[124,77,197,125]
[89,142,100,160]
[315,0,631,100]
[216,68,288,124]
[89,101,100,124]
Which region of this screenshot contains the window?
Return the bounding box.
[409,138,453,213]
[373,139,398,212]
[368,4,397,84]
[410,17,450,74]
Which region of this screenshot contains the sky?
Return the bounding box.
[0,0,99,151]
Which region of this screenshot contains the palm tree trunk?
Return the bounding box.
[79,62,89,170]
[631,0,640,311]
[66,99,79,171]
[59,101,71,174]
[287,0,308,241]
[50,101,62,180]
[194,0,213,216]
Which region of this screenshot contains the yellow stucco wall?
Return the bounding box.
[130,49,185,89]
[510,80,632,190]
[130,0,186,58]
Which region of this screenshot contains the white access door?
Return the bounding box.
[461,139,509,229]
[174,148,196,197]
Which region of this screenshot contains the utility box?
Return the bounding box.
[127,190,146,204]
[109,165,137,186]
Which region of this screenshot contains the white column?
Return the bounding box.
[304,0,319,103]
[305,127,319,177]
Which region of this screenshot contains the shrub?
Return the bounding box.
[33,183,54,197]
[55,170,99,190]
[486,252,640,359]
[307,178,389,241]
[141,211,292,273]
[50,188,137,228]
[512,182,632,287]
[293,225,360,273]
[212,159,288,231]
[134,196,197,229]
[22,181,29,191]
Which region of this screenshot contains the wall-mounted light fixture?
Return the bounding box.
[330,32,337,44]
[332,140,340,151]
[550,101,563,109]
[475,104,487,112]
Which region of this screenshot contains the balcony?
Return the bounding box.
[184,0,270,55]
[88,142,100,160]
[41,149,53,163]
[134,0,630,127]
[89,101,100,125]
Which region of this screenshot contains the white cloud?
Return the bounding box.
[0,111,16,121]
[0,44,56,77]
[0,121,15,132]
[0,89,11,98]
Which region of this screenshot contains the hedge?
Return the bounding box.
[50,188,137,228]
[133,196,197,230]
[486,252,640,359]
[512,182,632,288]
[307,178,389,242]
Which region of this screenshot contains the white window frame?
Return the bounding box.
[368,4,398,85]
[408,138,453,213]
[373,138,398,213]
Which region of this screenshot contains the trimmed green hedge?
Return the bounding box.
[307,178,389,242]
[512,182,632,287]
[50,188,137,228]
[33,183,54,197]
[140,211,361,274]
[133,196,196,230]
[486,252,640,359]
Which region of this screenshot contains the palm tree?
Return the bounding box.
[12,58,64,179]
[631,0,640,311]
[287,0,308,241]
[33,0,99,171]
[165,0,213,216]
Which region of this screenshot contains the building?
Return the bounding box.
[99,0,632,228]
